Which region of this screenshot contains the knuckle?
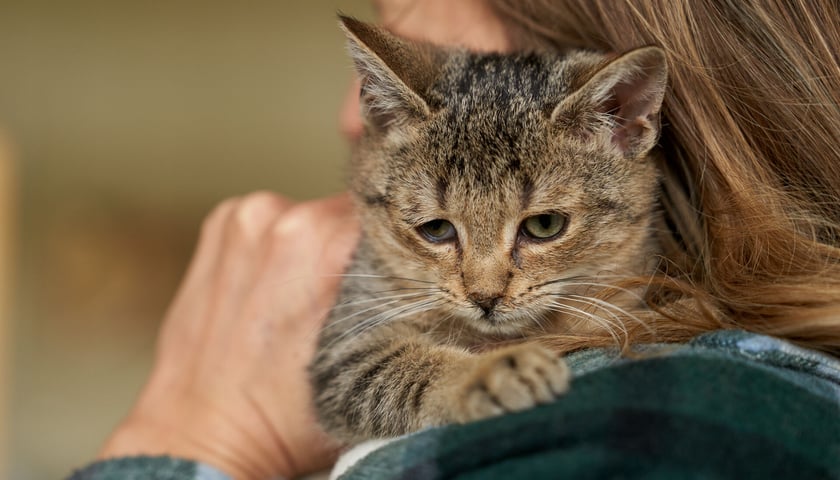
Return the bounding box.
[241,190,289,211]
[271,204,315,240]
[234,191,288,227]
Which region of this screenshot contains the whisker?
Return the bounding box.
[531,274,595,290]
[326,298,445,348]
[524,308,551,334]
[341,298,446,345]
[560,293,654,336]
[546,301,623,346]
[547,280,647,304]
[554,294,630,330]
[322,273,436,285]
[544,302,603,331]
[369,286,443,293]
[425,311,455,340]
[373,298,446,327]
[450,304,470,345]
[559,296,629,339]
[325,297,411,331]
[333,291,436,309]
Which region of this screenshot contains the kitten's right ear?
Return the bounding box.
[339,15,442,132]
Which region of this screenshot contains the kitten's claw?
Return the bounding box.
[455,344,570,422]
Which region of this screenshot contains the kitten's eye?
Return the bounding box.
[521,213,567,240]
[418,219,457,243]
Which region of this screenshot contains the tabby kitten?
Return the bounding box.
[310,17,668,443]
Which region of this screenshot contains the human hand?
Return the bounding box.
[99,192,359,479]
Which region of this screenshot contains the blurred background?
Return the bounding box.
[0,1,374,478]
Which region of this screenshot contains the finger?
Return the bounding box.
[159,196,241,340]
[244,198,353,343]
[164,192,291,361]
[266,192,355,267]
[180,197,241,289]
[314,193,360,275]
[212,192,294,318]
[315,191,355,216]
[232,191,293,245]
[266,195,358,295]
[315,216,360,295]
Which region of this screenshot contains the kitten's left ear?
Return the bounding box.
[552,47,668,158]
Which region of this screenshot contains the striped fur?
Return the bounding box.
[310,17,667,442]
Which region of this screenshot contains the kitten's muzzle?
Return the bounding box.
[468,292,503,316]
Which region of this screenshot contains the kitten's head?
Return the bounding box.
[341,17,667,335]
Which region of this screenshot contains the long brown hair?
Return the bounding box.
[489,0,840,354]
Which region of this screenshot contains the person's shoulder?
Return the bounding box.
[567,329,840,400]
[680,329,840,400]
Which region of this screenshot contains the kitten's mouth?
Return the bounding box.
[480,311,500,324]
[463,305,532,336]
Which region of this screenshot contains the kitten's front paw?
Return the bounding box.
[454,344,570,422]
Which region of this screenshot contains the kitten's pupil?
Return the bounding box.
[522,213,567,240]
[427,219,445,233]
[419,219,456,243]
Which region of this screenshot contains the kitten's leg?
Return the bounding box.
[311,330,570,442]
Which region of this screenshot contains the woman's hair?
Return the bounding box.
[488,0,840,354]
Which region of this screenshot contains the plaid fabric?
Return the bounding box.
[340,331,840,479]
[68,331,840,480]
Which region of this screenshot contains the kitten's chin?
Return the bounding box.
[459,309,536,337]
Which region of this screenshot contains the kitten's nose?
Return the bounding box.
[468,292,503,315]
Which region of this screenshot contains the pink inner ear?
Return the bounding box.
[613,115,651,151]
[550,47,666,155]
[596,95,622,117]
[604,74,661,153]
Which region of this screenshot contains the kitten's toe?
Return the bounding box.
[464,385,507,419]
[516,363,559,404]
[455,344,570,422]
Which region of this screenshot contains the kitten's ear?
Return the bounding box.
[552,47,667,158]
[339,15,443,132]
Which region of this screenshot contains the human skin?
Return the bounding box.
[98,1,509,479]
[98,193,359,479]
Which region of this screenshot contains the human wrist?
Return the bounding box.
[99,400,295,480]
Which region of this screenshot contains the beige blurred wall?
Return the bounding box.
[0,2,373,478]
[0,132,15,480]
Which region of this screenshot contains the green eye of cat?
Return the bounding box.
[521,213,568,240]
[418,219,457,243]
